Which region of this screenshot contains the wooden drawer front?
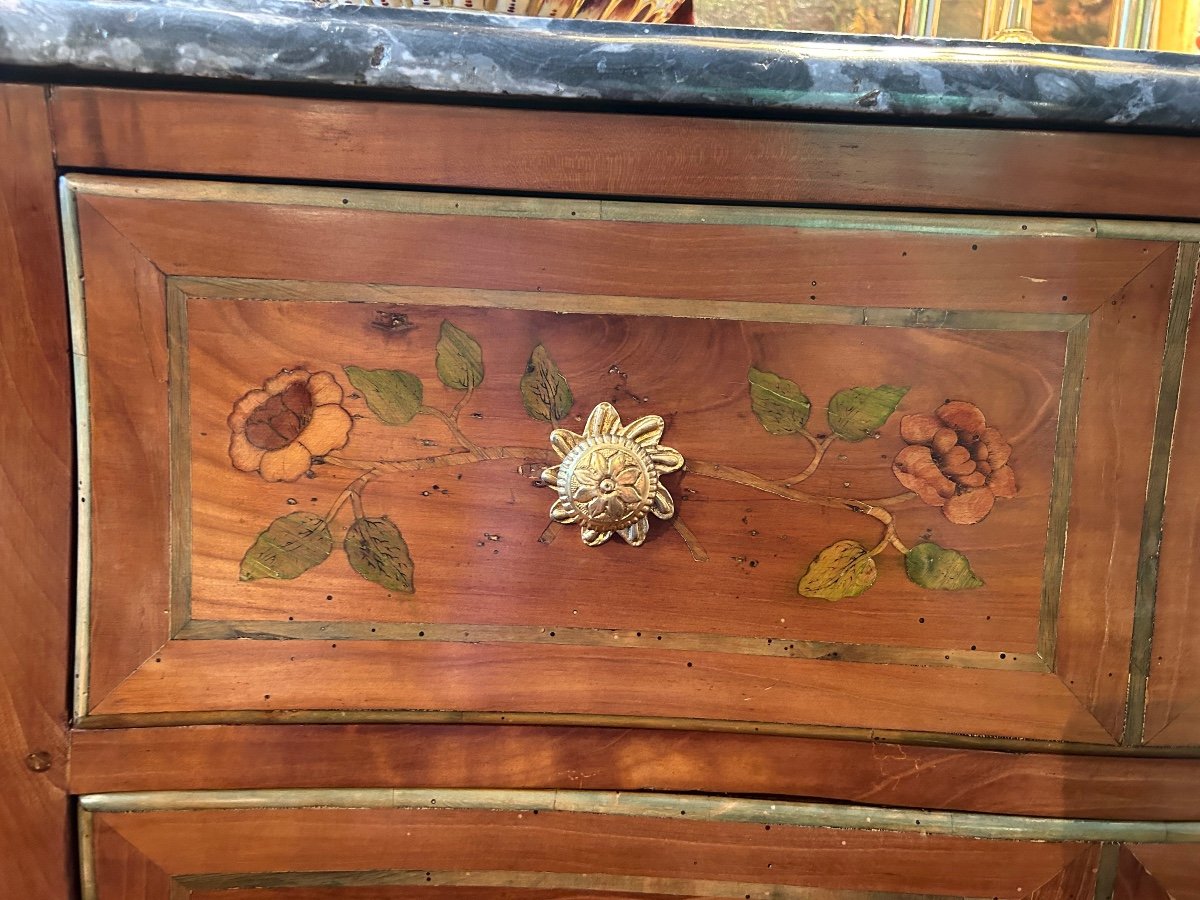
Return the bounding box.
[67,176,1198,746]
[81,791,1117,900]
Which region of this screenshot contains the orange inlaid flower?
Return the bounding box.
[228,369,353,482]
[892,400,1017,526]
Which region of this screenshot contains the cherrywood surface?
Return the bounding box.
[1055,248,1176,740]
[1116,847,1173,900]
[88,639,1111,741]
[1145,248,1200,746]
[74,196,172,707]
[1028,845,1100,900]
[68,724,1200,820]
[77,194,1154,315]
[91,807,1086,898]
[47,87,1200,219]
[94,819,175,899]
[0,84,76,900]
[1117,845,1200,900]
[71,181,1176,744]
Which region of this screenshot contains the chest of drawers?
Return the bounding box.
[4,11,1200,896]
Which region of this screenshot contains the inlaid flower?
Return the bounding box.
[892,400,1017,526]
[229,368,353,482]
[541,402,684,546]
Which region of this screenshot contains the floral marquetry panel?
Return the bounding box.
[67,175,1197,746]
[189,302,1059,643]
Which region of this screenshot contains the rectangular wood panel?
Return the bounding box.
[67,176,1186,746]
[185,299,1062,653]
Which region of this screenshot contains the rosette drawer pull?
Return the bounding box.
[540,402,684,547]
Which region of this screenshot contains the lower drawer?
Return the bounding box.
[82,790,1157,900]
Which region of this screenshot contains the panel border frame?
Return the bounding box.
[62,174,1199,750]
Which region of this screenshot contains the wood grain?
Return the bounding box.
[77,192,1157,316]
[1144,248,1200,746]
[1118,845,1200,900]
[92,806,1083,898]
[87,639,1113,742]
[0,84,76,900]
[74,195,172,710]
[1054,248,1177,741]
[1115,847,1172,900]
[94,818,175,900]
[48,87,1200,219]
[1029,845,1099,900]
[68,724,1200,820]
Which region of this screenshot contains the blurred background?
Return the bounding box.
[344,0,1200,52]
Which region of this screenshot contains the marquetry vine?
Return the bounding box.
[228,318,1016,600]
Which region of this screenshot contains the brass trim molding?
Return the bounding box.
[61,176,93,720]
[78,788,1200,842]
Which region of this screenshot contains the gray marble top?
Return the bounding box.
[3,0,1200,132]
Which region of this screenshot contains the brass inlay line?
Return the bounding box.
[167,283,193,639]
[175,869,966,900]
[69,173,1200,243]
[60,177,94,722]
[67,173,1121,239]
[177,620,1045,672]
[77,807,96,900]
[78,789,1200,842]
[1037,318,1090,668]
[173,277,1088,332]
[1123,242,1200,746]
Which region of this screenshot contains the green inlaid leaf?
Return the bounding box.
[905,542,985,591]
[827,385,909,442]
[748,367,811,435]
[240,513,333,582]
[344,516,415,594]
[344,366,424,425]
[520,344,574,423]
[435,320,484,391]
[797,539,877,601]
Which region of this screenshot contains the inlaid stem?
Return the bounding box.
[419,404,484,454]
[323,448,916,551]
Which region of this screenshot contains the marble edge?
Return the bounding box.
[2,0,1200,130]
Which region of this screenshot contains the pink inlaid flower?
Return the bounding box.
[892,400,1017,525]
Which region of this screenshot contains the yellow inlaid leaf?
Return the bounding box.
[797,539,877,600]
